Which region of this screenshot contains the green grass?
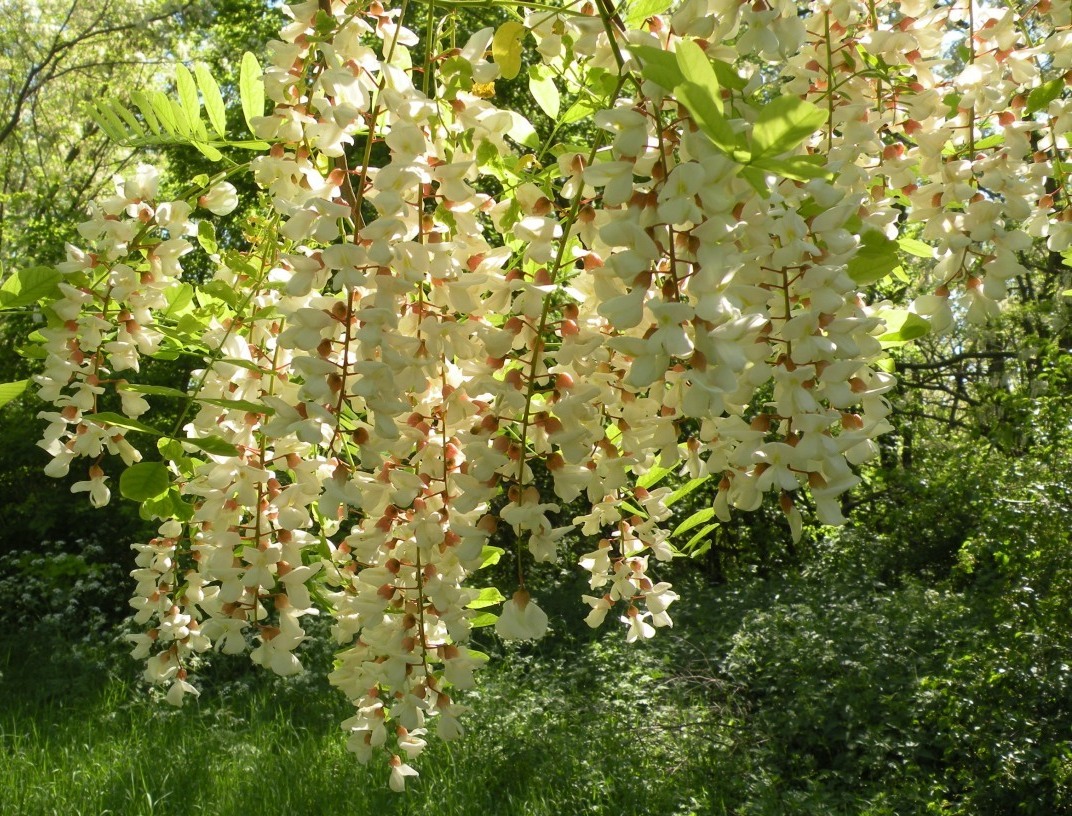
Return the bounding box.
[0,630,720,816]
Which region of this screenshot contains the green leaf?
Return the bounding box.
[178,435,241,456]
[169,97,193,138]
[110,101,146,137]
[479,545,504,568]
[848,230,901,285]
[528,65,560,120]
[469,611,498,628]
[192,141,223,162]
[740,166,771,197]
[139,491,174,521]
[682,523,718,555]
[91,102,128,142]
[636,465,673,489]
[560,96,600,125]
[752,96,826,158]
[196,397,275,415]
[877,309,931,344]
[157,437,187,461]
[240,52,265,133]
[201,279,242,307]
[120,461,170,502]
[467,587,507,609]
[130,91,162,134]
[625,0,672,27]
[117,383,189,398]
[898,237,933,258]
[148,91,179,134]
[673,507,716,537]
[175,64,201,129]
[0,380,29,409]
[0,266,61,309]
[631,44,684,91]
[507,112,539,149]
[492,21,526,80]
[748,155,831,181]
[675,81,736,154]
[1027,78,1064,115]
[675,40,721,114]
[162,282,195,318]
[169,489,195,522]
[666,475,711,506]
[195,63,228,138]
[197,220,218,254]
[83,412,164,436]
[710,58,747,92]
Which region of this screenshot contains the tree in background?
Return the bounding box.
[0,0,283,559]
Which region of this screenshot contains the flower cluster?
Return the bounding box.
[30,0,1071,791]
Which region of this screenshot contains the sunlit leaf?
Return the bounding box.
[467,587,507,609]
[849,230,901,285]
[666,475,711,506]
[675,81,735,154]
[675,40,721,114]
[492,21,526,81]
[898,237,933,258]
[195,63,228,138]
[175,64,201,129]
[117,383,188,398]
[625,0,672,27]
[469,611,498,628]
[0,266,60,309]
[240,51,265,133]
[673,507,716,537]
[637,465,673,489]
[178,435,241,456]
[1027,77,1064,115]
[0,380,28,409]
[83,412,165,436]
[631,44,683,90]
[877,309,931,344]
[528,65,559,119]
[752,96,826,158]
[120,461,170,502]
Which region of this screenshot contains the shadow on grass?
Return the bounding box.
[0,625,719,816]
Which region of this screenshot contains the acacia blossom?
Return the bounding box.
[28,0,1072,791]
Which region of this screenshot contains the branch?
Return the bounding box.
[894,351,1017,371]
[0,1,191,147]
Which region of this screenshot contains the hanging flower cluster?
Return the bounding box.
[25,0,1071,790]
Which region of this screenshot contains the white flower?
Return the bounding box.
[199,182,239,216]
[495,589,549,640]
[388,755,419,792]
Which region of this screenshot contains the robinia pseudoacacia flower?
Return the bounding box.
[20,0,1071,791]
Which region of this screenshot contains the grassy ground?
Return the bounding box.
[7,542,1072,815]
[0,626,721,816]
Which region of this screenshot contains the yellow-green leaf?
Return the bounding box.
[0,380,28,409]
[527,65,559,119]
[752,96,826,159]
[467,587,507,609]
[175,63,201,128]
[195,63,228,138]
[877,309,930,344]
[492,21,526,81]
[0,266,61,309]
[240,52,265,133]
